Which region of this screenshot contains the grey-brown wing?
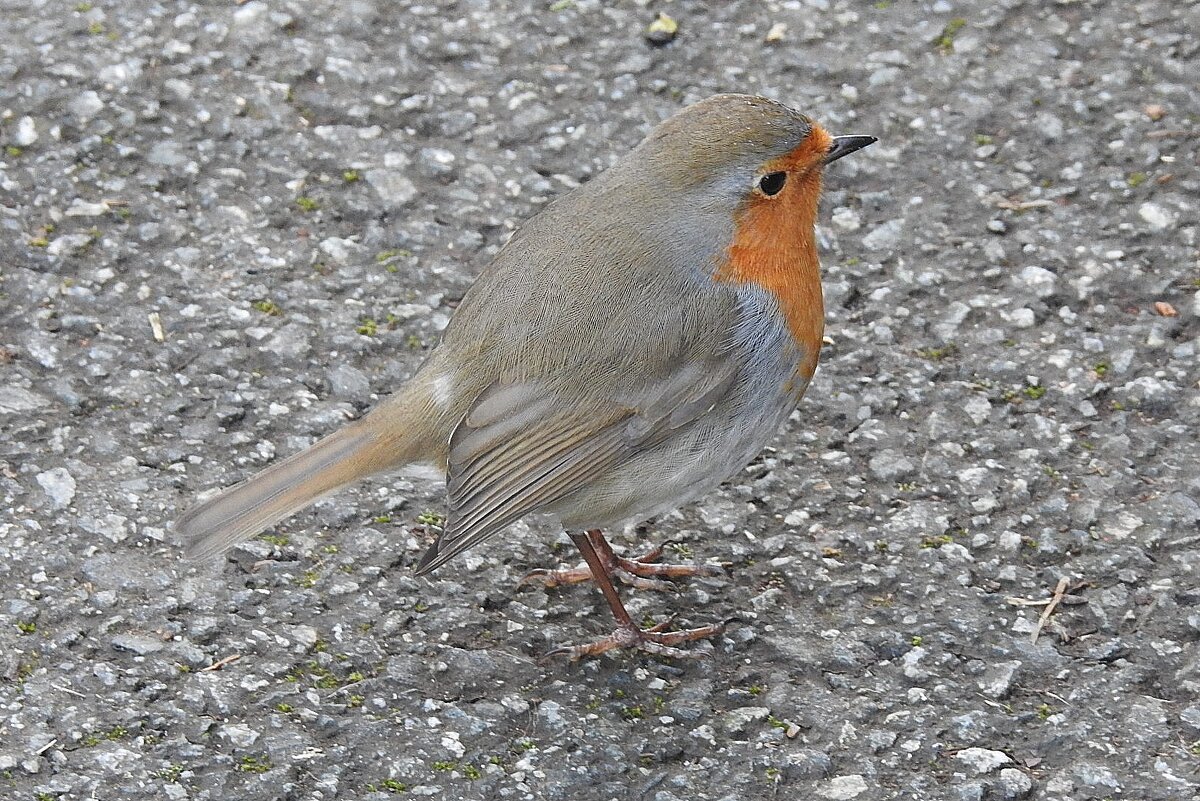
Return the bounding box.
[412,361,740,574]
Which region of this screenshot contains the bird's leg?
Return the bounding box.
[520,529,722,592]
[541,531,726,661]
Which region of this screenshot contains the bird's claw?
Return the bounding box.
[541,618,727,662]
[519,541,721,593]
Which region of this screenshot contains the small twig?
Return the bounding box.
[52,683,86,698]
[1147,129,1199,139]
[36,739,58,755]
[995,198,1055,211]
[200,653,242,672]
[1031,577,1071,644]
[1005,596,1054,607]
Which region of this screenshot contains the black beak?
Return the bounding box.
[824,135,877,165]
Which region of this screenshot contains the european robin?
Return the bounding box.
[178,94,875,659]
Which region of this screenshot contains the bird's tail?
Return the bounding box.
[177,417,422,562]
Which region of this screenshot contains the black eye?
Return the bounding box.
[758,171,787,196]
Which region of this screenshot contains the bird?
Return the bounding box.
[176,93,875,659]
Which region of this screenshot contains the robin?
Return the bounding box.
[177,94,875,659]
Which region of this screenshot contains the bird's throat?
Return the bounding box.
[715,175,825,377]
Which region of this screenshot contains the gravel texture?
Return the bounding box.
[2,1,1198,799]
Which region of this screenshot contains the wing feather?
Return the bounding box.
[414,404,631,574]
[414,358,742,575]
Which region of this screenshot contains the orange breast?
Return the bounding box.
[713,128,832,379]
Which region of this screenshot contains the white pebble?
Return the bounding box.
[36,467,76,509]
[1138,202,1176,230]
[14,116,38,146]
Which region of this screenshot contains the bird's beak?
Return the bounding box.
[824,135,877,165]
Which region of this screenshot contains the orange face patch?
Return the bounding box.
[714,125,833,377]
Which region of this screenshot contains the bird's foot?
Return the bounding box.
[520,537,721,593]
[542,618,727,661]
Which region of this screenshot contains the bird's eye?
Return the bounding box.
[757,171,787,197]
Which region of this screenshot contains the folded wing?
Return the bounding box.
[413,359,739,574]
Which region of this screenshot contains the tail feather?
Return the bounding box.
[178,423,398,562]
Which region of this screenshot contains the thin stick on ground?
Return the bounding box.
[1031,576,1071,644]
[200,653,242,672]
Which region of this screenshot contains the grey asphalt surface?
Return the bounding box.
[2,1,1198,799]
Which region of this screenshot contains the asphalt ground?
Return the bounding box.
[1,1,1197,799]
